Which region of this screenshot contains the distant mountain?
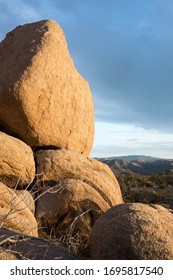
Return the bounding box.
[97,155,161,162]
[98,157,173,176]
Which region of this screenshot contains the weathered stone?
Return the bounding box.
[36,149,123,207]
[0,228,78,260]
[0,182,38,237]
[15,190,35,214]
[0,20,94,155]
[89,203,173,260]
[0,131,35,188]
[0,248,17,260]
[36,179,110,244]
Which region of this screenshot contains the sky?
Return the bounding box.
[0,0,173,159]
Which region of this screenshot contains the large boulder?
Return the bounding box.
[89,203,173,260]
[0,228,78,260]
[36,149,123,207]
[0,20,94,155]
[0,131,35,188]
[0,182,38,237]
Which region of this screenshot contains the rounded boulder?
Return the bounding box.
[36,149,123,207]
[0,131,35,188]
[0,20,94,155]
[89,203,173,260]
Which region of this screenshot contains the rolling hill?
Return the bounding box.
[98,156,173,176]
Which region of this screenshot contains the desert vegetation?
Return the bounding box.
[117,173,173,210]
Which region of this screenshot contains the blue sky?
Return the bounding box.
[1,0,173,158]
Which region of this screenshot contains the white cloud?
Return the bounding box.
[0,0,40,20]
[91,121,173,158]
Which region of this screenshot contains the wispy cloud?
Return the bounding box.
[49,0,173,134]
[127,139,139,142]
[0,0,40,20]
[91,121,173,158]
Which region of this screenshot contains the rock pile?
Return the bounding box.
[1,19,172,260]
[0,20,123,259]
[35,149,122,246]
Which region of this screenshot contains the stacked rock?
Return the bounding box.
[0,20,123,259]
